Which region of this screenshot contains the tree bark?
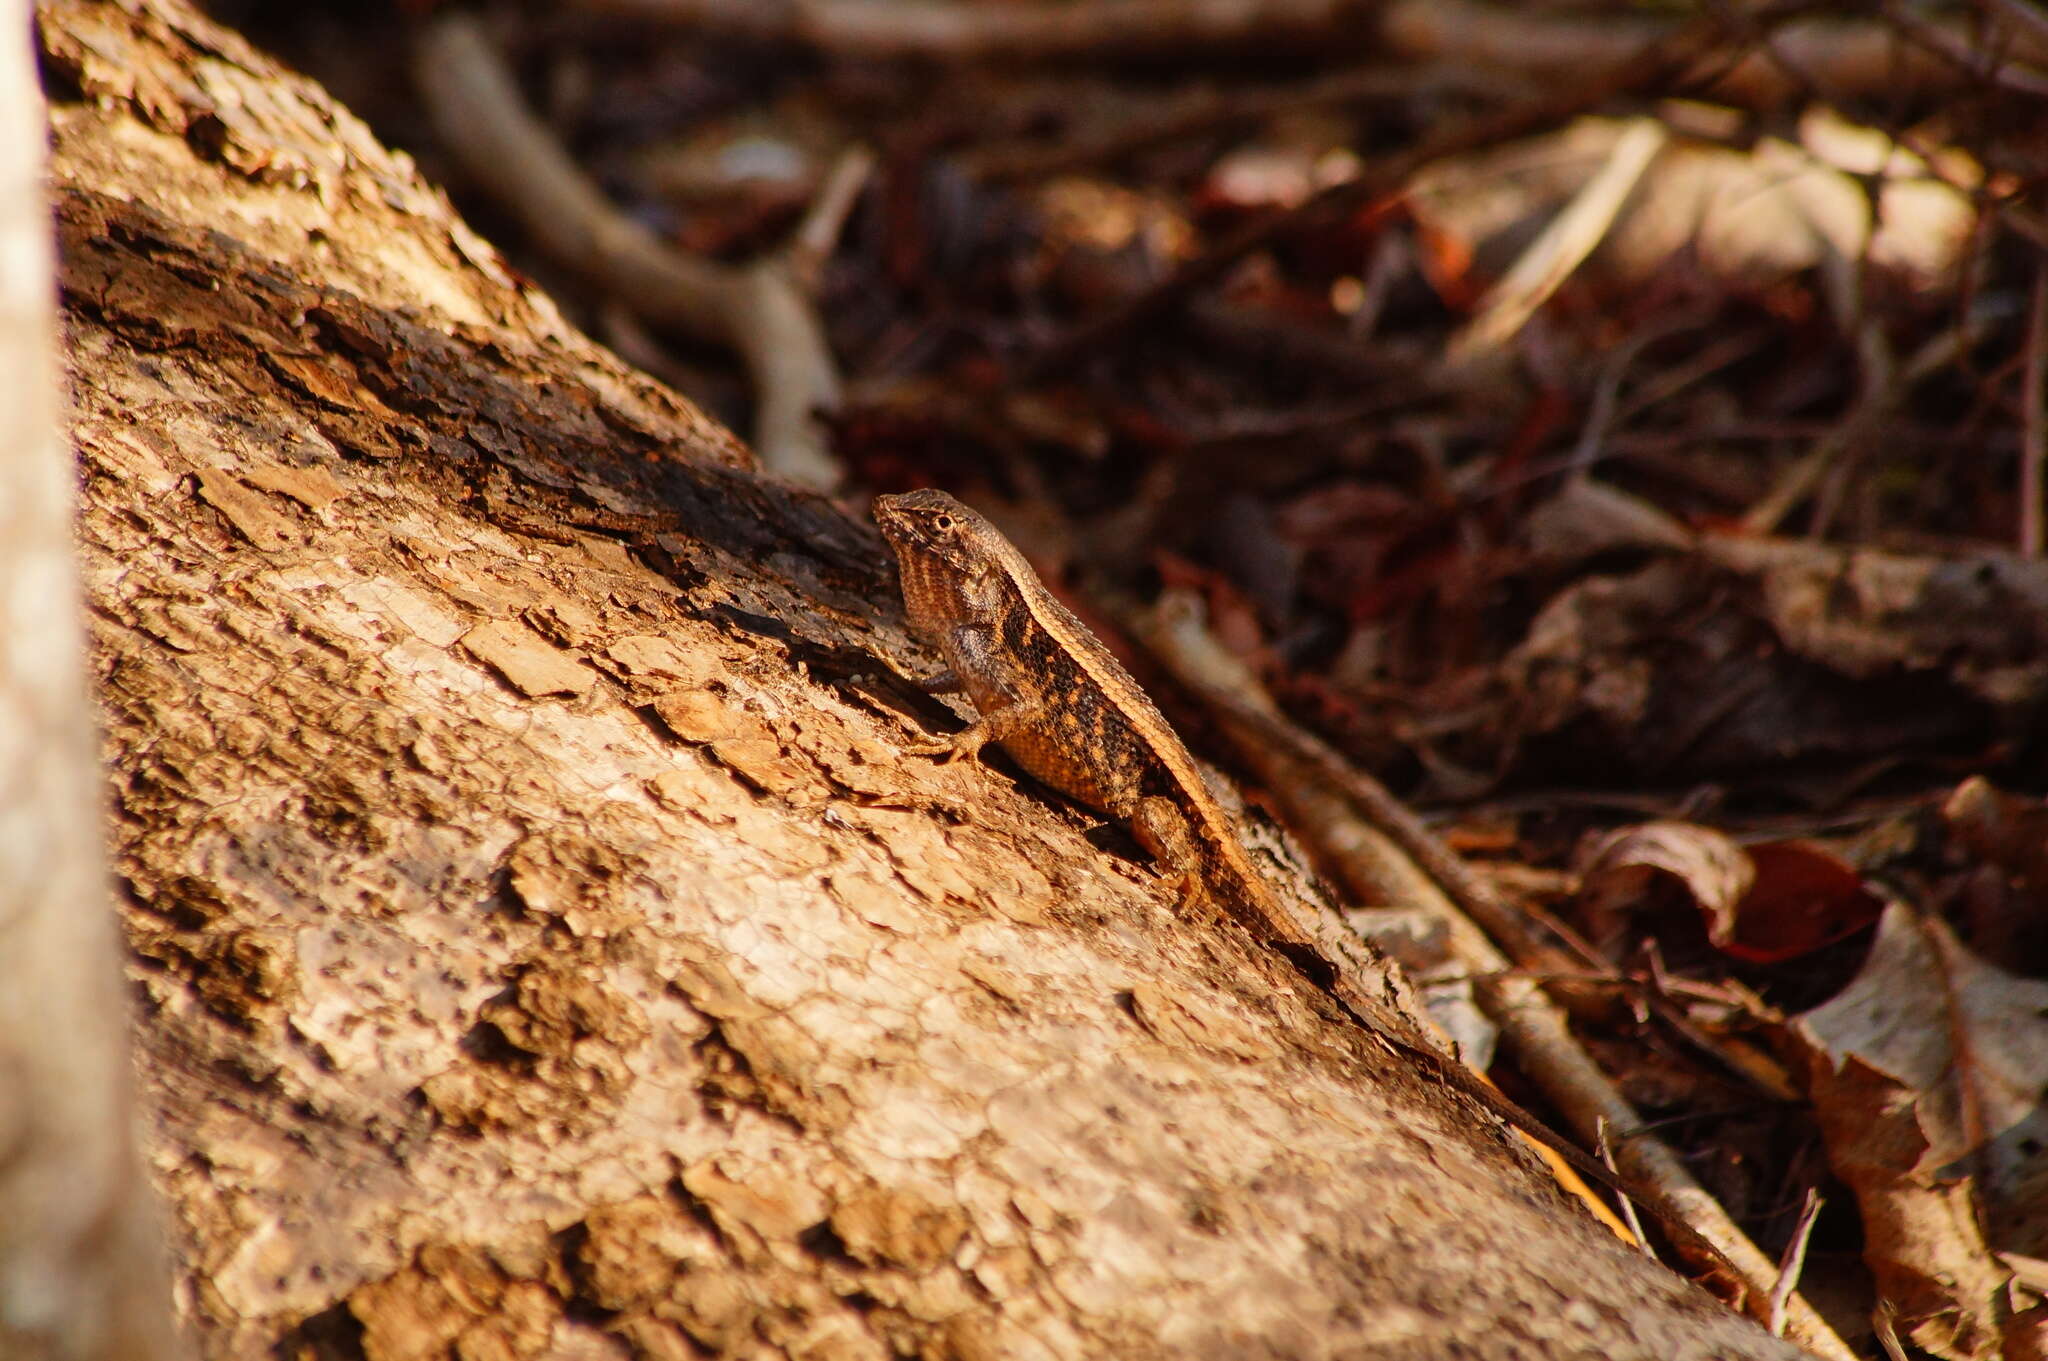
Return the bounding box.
[37,1,1807,1358]
[0,0,181,1356]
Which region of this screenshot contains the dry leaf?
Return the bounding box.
[1720,841,1882,964]
[1577,822,1882,963]
[1791,904,2048,1360]
[1576,820,1752,953]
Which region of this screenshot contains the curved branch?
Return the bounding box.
[414,13,844,489]
[573,0,1360,59]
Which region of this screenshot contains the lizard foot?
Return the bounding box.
[900,722,992,766]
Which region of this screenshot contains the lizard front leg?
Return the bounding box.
[902,699,1048,765]
[902,624,1045,765]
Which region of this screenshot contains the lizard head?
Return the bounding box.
[871,489,990,576]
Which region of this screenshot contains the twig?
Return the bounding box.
[1872,1300,1909,1361]
[1744,312,1993,536]
[414,14,846,488]
[1597,1117,1654,1255]
[1615,326,1773,426]
[1145,599,1783,1114]
[1184,296,1434,394]
[1447,116,1669,364]
[1982,0,2048,45]
[1878,0,2048,98]
[1023,7,1769,380]
[1768,1188,1824,1337]
[1386,0,2048,106]
[572,0,2048,92]
[963,65,1526,183]
[1348,229,1408,341]
[570,0,1353,59]
[1559,311,1718,484]
[2023,267,2046,556]
[787,144,876,292]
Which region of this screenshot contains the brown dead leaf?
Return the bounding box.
[1576,820,1752,953]
[1703,537,2048,702]
[1523,478,1695,568]
[1946,777,2048,891]
[1500,535,2045,784]
[1798,905,2048,1163]
[1791,904,2048,1360]
[1944,777,2048,973]
[1578,823,1888,963]
[1722,841,1883,964]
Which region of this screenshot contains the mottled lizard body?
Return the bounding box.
[872,489,1632,1201]
[874,488,1276,925]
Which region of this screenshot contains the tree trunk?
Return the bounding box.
[0,0,181,1355]
[37,1,1806,1357]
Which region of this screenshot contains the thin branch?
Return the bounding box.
[571,0,1357,60]
[963,64,1529,183]
[1744,311,1994,536]
[570,0,2048,95]
[1135,590,1860,1361]
[1879,0,2048,98]
[1387,0,2048,106]
[787,144,876,292]
[1768,1189,1824,1338]
[2023,267,2046,556]
[1447,116,1669,363]
[414,14,845,488]
[1597,1118,1655,1256]
[1981,0,2048,45]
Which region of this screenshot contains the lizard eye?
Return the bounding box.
[934,515,953,530]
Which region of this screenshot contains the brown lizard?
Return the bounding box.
[871,488,1642,1207]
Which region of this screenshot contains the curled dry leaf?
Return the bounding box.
[1791,904,2048,1361]
[1576,820,1752,952]
[1522,477,1695,570]
[1578,822,1886,964]
[1945,776,2048,891]
[1797,903,2048,1166]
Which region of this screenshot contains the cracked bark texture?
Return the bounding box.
[37,2,1806,1358]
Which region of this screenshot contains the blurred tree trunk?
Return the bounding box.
[0,0,182,1357]
[32,1,1807,1358]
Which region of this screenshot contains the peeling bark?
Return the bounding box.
[38,1,1807,1358]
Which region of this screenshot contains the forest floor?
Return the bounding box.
[218,5,2048,1357]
